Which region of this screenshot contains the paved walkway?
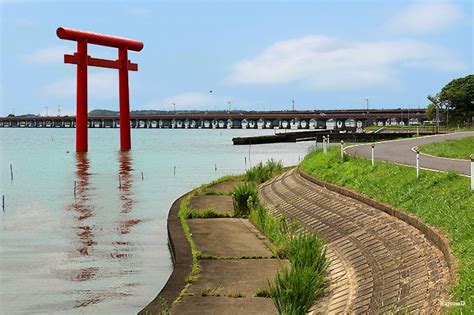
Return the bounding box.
[259,169,451,314]
[345,131,474,175]
[169,181,283,314]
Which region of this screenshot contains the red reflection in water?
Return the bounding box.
[64,151,145,309]
[67,153,96,257]
[74,267,99,282]
[113,151,140,261]
[118,151,135,214]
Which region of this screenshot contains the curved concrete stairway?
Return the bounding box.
[259,169,451,314]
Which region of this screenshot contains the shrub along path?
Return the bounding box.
[170,181,286,314]
[259,169,451,314]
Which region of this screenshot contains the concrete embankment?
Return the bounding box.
[141,163,455,314]
[260,169,454,314]
[140,180,284,314]
[232,130,436,145]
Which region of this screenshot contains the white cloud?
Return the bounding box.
[42,72,118,99]
[145,92,229,110]
[21,46,70,64]
[226,35,464,90]
[385,1,463,34]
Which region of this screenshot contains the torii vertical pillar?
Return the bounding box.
[57,27,144,152]
[119,47,131,150]
[76,40,88,152]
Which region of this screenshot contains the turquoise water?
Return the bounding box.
[0,128,314,314]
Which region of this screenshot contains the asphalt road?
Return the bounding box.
[345,131,474,176]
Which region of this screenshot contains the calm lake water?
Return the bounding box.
[0,128,314,314]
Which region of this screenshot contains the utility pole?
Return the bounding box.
[407,104,410,125]
[172,103,176,112]
[292,100,295,111]
[435,105,440,133]
[446,105,449,130]
[58,105,61,117]
[227,101,231,112]
[365,98,369,112]
[46,106,49,117]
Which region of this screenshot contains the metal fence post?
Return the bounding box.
[340,140,344,160]
[371,143,375,167]
[416,149,420,179]
[471,154,474,191]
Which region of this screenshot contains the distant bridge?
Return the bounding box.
[0,108,425,131]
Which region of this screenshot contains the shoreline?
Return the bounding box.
[139,193,192,314]
[140,165,457,314]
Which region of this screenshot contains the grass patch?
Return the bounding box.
[200,287,245,298]
[255,289,271,298]
[249,204,299,258]
[269,266,326,314]
[231,182,259,217]
[200,188,229,196]
[301,147,474,314]
[186,208,232,219]
[178,194,201,282]
[418,136,474,160]
[246,159,284,183]
[196,253,273,260]
[249,203,328,314]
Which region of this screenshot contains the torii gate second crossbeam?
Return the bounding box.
[57,27,144,152]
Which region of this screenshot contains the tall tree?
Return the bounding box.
[439,75,473,121]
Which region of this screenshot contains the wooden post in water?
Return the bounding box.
[74,181,77,198]
[248,143,251,168]
[119,176,122,189]
[2,195,4,211]
[173,166,176,176]
[141,171,144,180]
[214,164,217,171]
[10,164,13,182]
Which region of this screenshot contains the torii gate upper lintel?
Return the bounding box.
[57,27,144,152]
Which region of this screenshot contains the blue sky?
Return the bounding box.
[1,0,472,116]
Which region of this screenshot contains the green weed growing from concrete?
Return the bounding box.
[245,159,284,183]
[231,182,259,217]
[249,203,328,314]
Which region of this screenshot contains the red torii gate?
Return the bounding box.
[57,27,144,152]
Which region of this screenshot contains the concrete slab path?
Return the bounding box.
[189,195,234,215]
[345,131,474,175]
[188,218,273,257]
[187,259,289,297]
[207,180,242,194]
